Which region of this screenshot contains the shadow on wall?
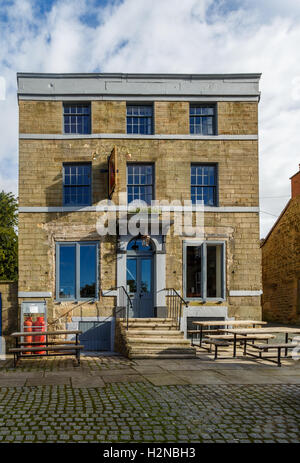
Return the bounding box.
[0,281,18,350]
[44,160,109,221]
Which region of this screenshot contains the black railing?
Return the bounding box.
[102,286,132,330]
[164,288,188,330]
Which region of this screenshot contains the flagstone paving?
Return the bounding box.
[0,353,300,442]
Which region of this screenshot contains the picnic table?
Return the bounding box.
[191,320,267,348]
[221,327,300,358]
[10,330,83,367]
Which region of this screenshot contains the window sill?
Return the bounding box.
[62,205,92,208]
[185,298,226,303]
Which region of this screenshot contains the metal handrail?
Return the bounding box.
[49,298,95,327]
[102,286,133,330]
[163,288,188,330]
[165,288,188,307]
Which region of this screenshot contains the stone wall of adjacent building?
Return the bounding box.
[0,281,18,349]
[262,197,300,323]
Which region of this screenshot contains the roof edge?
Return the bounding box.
[261,199,292,247]
[17,72,262,80]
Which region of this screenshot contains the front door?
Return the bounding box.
[126,238,154,317]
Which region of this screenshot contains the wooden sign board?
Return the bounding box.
[108,146,117,199]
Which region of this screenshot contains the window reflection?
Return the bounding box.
[80,245,96,298]
[141,258,151,293]
[127,259,137,293]
[57,242,97,300]
[59,245,76,299]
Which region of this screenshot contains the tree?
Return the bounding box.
[0,191,18,281]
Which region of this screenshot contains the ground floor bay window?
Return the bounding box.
[56,242,99,301]
[183,241,226,301]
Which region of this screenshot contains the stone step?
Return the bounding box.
[121,319,177,327]
[125,337,190,346]
[124,318,175,322]
[128,345,196,354]
[128,347,197,358]
[124,326,178,331]
[124,330,183,337]
[122,321,178,328]
[128,353,196,359]
[117,317,194,359]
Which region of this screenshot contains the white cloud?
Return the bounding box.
[0,0,299,237]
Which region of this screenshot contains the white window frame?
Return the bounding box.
[183,240,226,302]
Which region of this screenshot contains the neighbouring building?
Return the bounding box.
[17,72,262,356]
[261,165,300,324]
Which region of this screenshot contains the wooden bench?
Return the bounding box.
[202,339,230,359]
[205,334,274,341]
[249,342,298,367]
[18,340,77,346]
[188,329,222,347]
[192,320,267,350]
[205,334,274,354]
[9,329,83,367]
[9,345,83,367]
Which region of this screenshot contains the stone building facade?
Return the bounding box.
[18,73,262,351]
[261,166,300,324]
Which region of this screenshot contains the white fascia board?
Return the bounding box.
[18,291,52,298]
[18,206,260,213]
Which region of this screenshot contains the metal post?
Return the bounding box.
[285,333,288,357]
[233,333,237,357]
[126,298,129,331]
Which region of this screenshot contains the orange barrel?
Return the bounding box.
[24,317,33,354]
[38,316,46,354]
[33,317,46,355]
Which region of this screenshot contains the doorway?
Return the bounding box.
[126,237,154,317]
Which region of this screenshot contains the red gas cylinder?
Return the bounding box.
[33,317,46,355]
[24,317,33,355]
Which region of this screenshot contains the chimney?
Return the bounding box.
[290,164,300,199]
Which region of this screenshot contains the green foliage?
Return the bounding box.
[0,191,18,281]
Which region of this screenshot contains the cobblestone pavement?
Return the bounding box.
[0,383,300,443]
[1,353,300,443]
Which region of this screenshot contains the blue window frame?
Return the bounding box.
[63,103,91,134]
[127,105,153,135]
[190,105,216,135]
[191,164,217,206]
[56,242,99,301]
[63,163,92,206]
[127,164,154,205]
[184,241,226,301]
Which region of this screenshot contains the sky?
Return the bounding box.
[0,0,299,238]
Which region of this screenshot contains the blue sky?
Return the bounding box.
[0,0,300,237]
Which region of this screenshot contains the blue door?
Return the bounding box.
[79,321,111,351]
[126,238,154,318]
